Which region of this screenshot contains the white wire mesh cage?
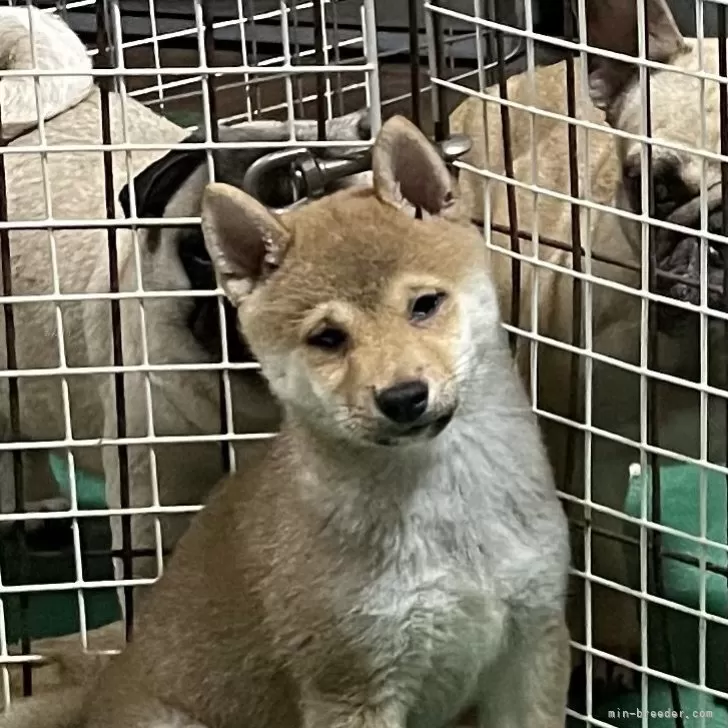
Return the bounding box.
[426,0,728,726]
[2,0,727,726]
[0,0,388,708]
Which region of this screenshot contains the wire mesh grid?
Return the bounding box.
[426,0,728,726]
[2,0,727,725]
[0,0,389,708]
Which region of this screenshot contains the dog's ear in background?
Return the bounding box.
[583,0,687,113]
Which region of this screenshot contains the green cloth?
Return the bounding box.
[1,456,119,643]
[50,454,107,509]
[585,462,728,727]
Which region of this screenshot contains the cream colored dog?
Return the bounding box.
[451,0,727,678]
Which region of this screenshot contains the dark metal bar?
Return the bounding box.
[95,0,134,642]
[565,518,728,578]
[717,0,728,697]
[0,39,32,701]
[33,544,174,560]
[642,1,683,720]
[492,228,728,301]
[407,0,422,128]
[493,0,521,352]
[492,221,728,294]
[291,1,305,119]
[429,1,449,142]
[312,0,327,141]
[249,0,263,116]
[200,0,230,475]
[330,1,345,117]
[561,0,583,504]
[201,3,220,144]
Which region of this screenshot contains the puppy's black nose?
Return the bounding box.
[375,380,429,424]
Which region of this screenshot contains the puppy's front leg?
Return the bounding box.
[477,618,570,728]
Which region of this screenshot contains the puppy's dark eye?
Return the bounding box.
[409,292,447,323]
[306,326,348,351]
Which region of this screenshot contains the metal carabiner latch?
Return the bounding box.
[243,146,372,213]
[242,131,470,212]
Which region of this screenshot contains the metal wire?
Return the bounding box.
[0,4,383,700]
[312,0,327,140]
[639,0,683,718]
[426,0,449,142]
[407,0,421,128]
[492,0,521,353]
[717,0,728,700]
[427,0,728,717]
[561,0,584,505]
[198,0,231,477]
[5,0,728,715]
[0,28,32,701]
[95,0,134,642]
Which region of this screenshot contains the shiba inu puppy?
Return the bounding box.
[1,115,570,728]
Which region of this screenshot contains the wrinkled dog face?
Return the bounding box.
[586,0,727,314]
[201,117,494,447]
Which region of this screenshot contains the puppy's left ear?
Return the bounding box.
[372,115,458,218]
[201,182,291,307]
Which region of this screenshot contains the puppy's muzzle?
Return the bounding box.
[654,201,727,318]
[372,380,456,445]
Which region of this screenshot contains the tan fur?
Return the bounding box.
[0,688,86,728]
[10,116,570,728]
[450,0,728,676]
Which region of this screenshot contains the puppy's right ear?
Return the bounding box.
[583,0,687,112]
[201,183,291,307]
[372,115,458,218]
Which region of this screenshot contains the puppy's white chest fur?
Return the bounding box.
[332,415,565,728]
[362,534,506,728]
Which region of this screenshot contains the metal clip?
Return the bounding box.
[437,134,472,164]
[242,132,471,213]
[241,148,311,210]
[242,147,372,213]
